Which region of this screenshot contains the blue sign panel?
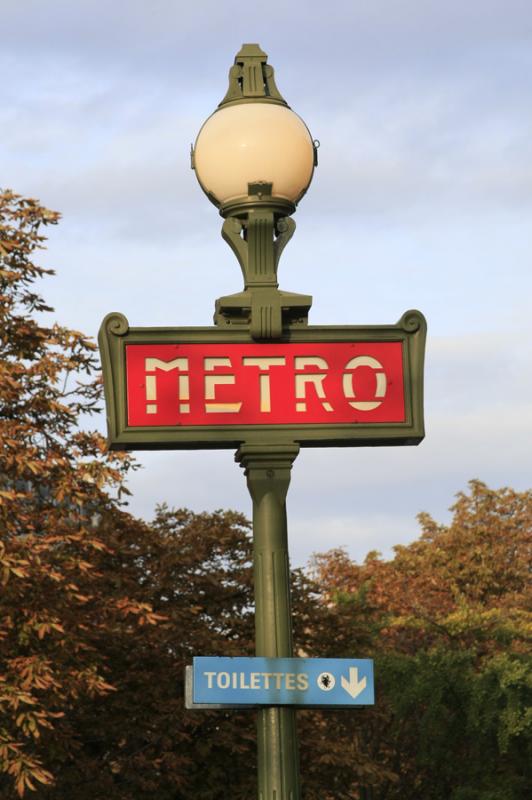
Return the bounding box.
[192,657,374,707]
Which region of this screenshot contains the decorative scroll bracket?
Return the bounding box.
[215,183,312,339]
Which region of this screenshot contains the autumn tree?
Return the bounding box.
[0,189,361,800]
[312,481,532,800]
[26,504,259,800]
[0,190,160,796]
[0,191,297,799]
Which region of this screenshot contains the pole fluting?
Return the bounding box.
[236,443,301,800]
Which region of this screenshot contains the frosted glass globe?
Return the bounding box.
[194,103,315,206]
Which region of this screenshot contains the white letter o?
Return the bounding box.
[342,356,387,411]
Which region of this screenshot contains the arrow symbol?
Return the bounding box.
[341,667,367,699]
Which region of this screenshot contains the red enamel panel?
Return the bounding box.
[126,342,405,427]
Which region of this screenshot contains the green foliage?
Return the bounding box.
[313,481,532,799]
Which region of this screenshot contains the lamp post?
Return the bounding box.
[192,44,317,799]
[99,42,426,800]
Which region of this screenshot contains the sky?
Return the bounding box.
[2,0,531,566]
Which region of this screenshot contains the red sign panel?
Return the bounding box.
[126,342,405,428]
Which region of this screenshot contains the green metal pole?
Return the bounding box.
[236,442,301,800]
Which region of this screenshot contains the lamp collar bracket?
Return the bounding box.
[214,183,312,339]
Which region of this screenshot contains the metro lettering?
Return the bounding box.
[127,341,405,427]
[204,357,242,414]
[294,356,333,413]
[241,357,286,412]
[342,355,387,412]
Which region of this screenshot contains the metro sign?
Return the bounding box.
[98,310,426,450]
[127,341,404,426]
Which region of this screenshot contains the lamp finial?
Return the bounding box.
[218,43,288,108]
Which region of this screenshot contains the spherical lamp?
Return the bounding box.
[191,44,317,339]
[194,103,315,209]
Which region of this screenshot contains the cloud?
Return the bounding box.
[288,511,420,567]
[4,1,531,94]
[3,0,530,572]
[3,0,531,246]
[123,450,250,520]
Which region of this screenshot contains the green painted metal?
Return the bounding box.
[98,309,426,451]
[236,443,301,800]
[216,184,312,337]
[218,43,289,109]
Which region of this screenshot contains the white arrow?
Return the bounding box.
[341,667,367,699]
